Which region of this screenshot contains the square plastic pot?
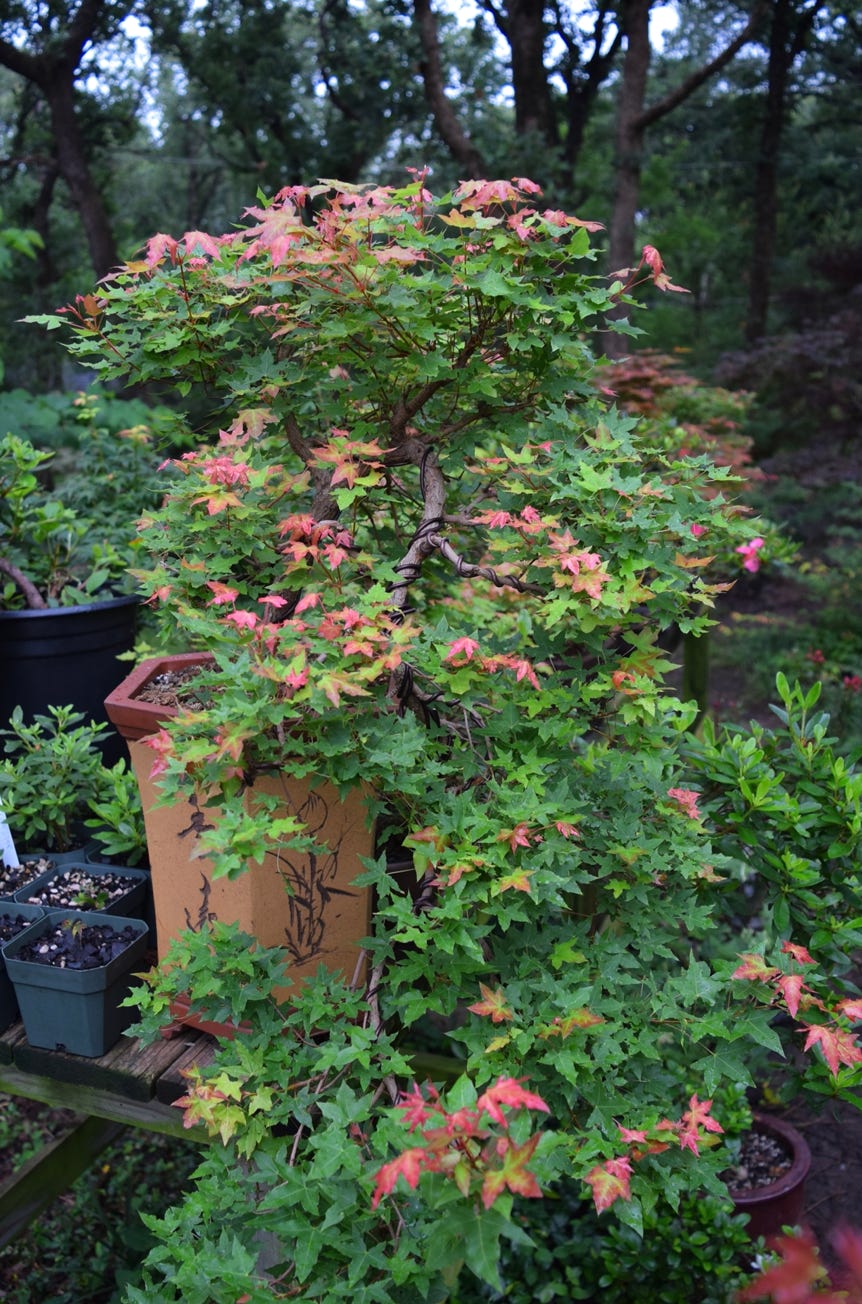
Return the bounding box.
[2,909,148,1057]
[13,862,149,919]
[0,902,46,1033]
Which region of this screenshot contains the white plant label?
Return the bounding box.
[0,797,19,868]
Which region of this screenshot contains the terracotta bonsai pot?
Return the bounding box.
[104,654,375,996]
[726,1113,811,1238]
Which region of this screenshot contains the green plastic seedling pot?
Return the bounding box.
[13,861,149,919]
[0,902,46,1033]
[2,909,148,1056]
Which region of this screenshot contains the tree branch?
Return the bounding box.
[637,2,769,132]
[0,556,47,609]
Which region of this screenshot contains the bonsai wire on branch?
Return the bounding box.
[36,176,861,1303]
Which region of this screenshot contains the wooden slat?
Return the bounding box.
[0,1021,26,1066]
[13,1027,206,1101]
[0,1061,208,1141]
[0,1115,126,1249]
[156,1034,219,1105]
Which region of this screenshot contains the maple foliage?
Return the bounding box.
[738,1226,862,1303]
[371,1076,550,1212]
[37,175,821,1302]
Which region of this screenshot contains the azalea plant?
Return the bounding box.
[37,176,862,1301]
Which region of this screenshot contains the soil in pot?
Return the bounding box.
[723,1114,811,1239]
[0,910,43,947]
[16,866,145,913]
[0,858,53,898]
[12,917,142,969]
[134,663,211,712]
[0,904,47,1031]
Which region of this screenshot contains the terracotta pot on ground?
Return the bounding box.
[726,1112,812,1238]
[104,654,375,999]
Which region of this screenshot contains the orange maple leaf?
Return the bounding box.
[585,1156,632,1213]
[468,984,514,1024]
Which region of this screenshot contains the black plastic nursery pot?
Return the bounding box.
[0,902,46,1033]
[11,861,149,920]
[2,909,148,1056]
[0,593,139,766]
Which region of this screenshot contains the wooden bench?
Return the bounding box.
[0,1018,215,1247]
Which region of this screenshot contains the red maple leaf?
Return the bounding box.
[737,1227,837,1303]
[678,1094,723,1155]
[836,998,862,1022]
[733,952,780,982]
[775,973,806,1019]
[396,1084,437,1132]
[781,941,816,965]
[370,1148,428,1209]
[477,1077,550,1124]
[585,1156,632,1213]
[802,1023,862,1078]
[481,1135,543,1208]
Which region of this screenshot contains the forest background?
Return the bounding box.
[0,0,859,406]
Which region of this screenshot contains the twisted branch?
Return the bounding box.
[0,556,47,609]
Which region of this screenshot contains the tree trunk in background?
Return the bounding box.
[45,75,120,279]
[746,0,824,342]
[0,0,122,281]
[413,0,488,177]
[605,0,768,358]
[485,0,558,143]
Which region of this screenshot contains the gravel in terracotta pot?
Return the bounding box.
[723,1113,812,1238]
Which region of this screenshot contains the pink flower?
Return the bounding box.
[690,523,707,539]
[735,537,764,573]
[844,674,862,693]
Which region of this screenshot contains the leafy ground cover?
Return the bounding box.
[0,1095,199,1303]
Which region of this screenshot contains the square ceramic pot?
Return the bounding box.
[105,655,375,992]
[2,909,148,1057]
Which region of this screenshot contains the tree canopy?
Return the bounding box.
[0,0,859,384]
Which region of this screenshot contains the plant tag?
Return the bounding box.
[0,798,19,868]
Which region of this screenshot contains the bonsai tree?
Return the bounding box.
[40,177,861,1302]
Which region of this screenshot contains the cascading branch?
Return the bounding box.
[32,176,856,1304]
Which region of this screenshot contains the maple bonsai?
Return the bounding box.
[39,177,862,1302]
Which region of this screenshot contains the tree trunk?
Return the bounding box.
[746,0,823,343]
[604,0,652,357]
[506,0,557,143]
[605,0,769,358]
[45,74,120,279]
[413,0,488,177]
[0,0,122,282]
